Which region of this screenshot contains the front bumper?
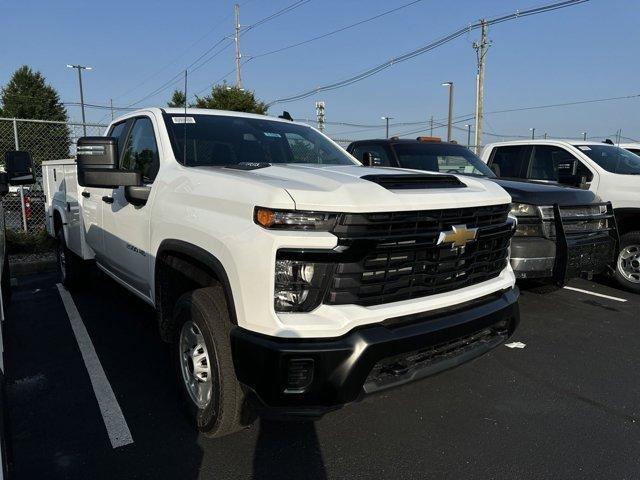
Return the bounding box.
[231,287,519,416]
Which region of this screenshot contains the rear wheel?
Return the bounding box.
[173,286,253,437]
[615,231,640,294]
[56,230,87,289]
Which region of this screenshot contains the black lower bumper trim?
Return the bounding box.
[230,287,520,415]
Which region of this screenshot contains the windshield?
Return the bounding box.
[392,143,496,178]
[163,114,357,167]
[576,144,640,175]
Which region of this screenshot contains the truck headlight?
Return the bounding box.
[255,207,337,231]
[510,203,539,218]
[510,203,552,237]
[274,259,331,312]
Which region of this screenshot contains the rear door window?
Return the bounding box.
[488,146,528,178]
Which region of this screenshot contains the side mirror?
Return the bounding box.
[4,151,36,185]
[362,152,383,167]
[557,160,582,187]
[76,136,141,188]
[0,172,9,196]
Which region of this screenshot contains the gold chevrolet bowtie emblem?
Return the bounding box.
[437,224,478,248]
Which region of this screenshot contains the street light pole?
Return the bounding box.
[67,64,92,136]
[582,131,587,140]
[442,82,454,142]
[381,116,393,139]
[530,127,536,140]
[465,124,472,147]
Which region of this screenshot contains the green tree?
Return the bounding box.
[0,66,71,167]
[167,89,187,108]
[194,84,267,114]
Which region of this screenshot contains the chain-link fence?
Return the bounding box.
[0,117,108,232]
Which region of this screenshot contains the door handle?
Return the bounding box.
[102,196,114,204]
[81,191,90,198]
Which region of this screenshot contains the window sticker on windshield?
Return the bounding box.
[578,146,591,151]
[264,132,281,138]
[172,117,195,124]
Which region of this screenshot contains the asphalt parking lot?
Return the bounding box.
[3,270,640,480]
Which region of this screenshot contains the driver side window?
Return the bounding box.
[121,117,160,184]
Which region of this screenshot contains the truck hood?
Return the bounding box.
[216,164,511,212]
[492,178,597,206]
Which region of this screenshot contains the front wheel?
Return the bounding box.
[614,231,640,294]
[173,286,253,437]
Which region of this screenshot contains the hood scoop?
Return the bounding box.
[361,174,465,190]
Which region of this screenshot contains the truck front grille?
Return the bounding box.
[326,204,512,306]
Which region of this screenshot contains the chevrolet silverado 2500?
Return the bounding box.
[43,108,519,437]
[348,138,617,290]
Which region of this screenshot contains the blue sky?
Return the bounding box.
[1,0,639,143]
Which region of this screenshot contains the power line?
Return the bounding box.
[125,0,312,108]
[248,0,425,60]
[266,0,589,106]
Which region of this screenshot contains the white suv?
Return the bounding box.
[482,140,640,292]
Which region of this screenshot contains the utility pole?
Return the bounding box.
[582,131,587,140]
[381,116,393,138]
[530,127,536,140]
[315,101,326,132]
[429,115,434,136]
[442,82,454,142]
[110,98,114,121]
[473,20,489,154]
[543,132,548,139]
[234,3,243,89]
[465,124,472,147]
[67,64,92,136]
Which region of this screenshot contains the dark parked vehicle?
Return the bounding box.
[347,138,618,290]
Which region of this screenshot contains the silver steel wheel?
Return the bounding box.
[617,244,640,284]
[179,320,213,409]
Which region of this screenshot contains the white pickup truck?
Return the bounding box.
[482,140,640,292]
[43,108,519,437]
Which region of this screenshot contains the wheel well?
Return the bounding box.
[614,209,640,236]
[155,246,236,342]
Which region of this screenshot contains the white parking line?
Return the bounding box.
[56,284,134,449]
[563,286,627,303]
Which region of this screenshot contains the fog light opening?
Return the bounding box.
[284,358,315,394]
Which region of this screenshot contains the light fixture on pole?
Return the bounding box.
[381,116,393,139]
[442,82,454,142]
[465,124,472,147]
[67,64,92,136]
[529,127,536,140]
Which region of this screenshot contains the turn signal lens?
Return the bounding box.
[255,207,276,228]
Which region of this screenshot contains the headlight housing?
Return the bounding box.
[274,258,331,312]
[255,207,337,231]
[509,203,550,237]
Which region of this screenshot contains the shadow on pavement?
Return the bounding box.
[252,419,327,480]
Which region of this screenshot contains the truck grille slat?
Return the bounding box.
[327,204,512,306]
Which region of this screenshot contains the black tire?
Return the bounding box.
[56,230,86,290]
[614,231,640,294]
[173,286,253,438]
[2,251,11,306]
